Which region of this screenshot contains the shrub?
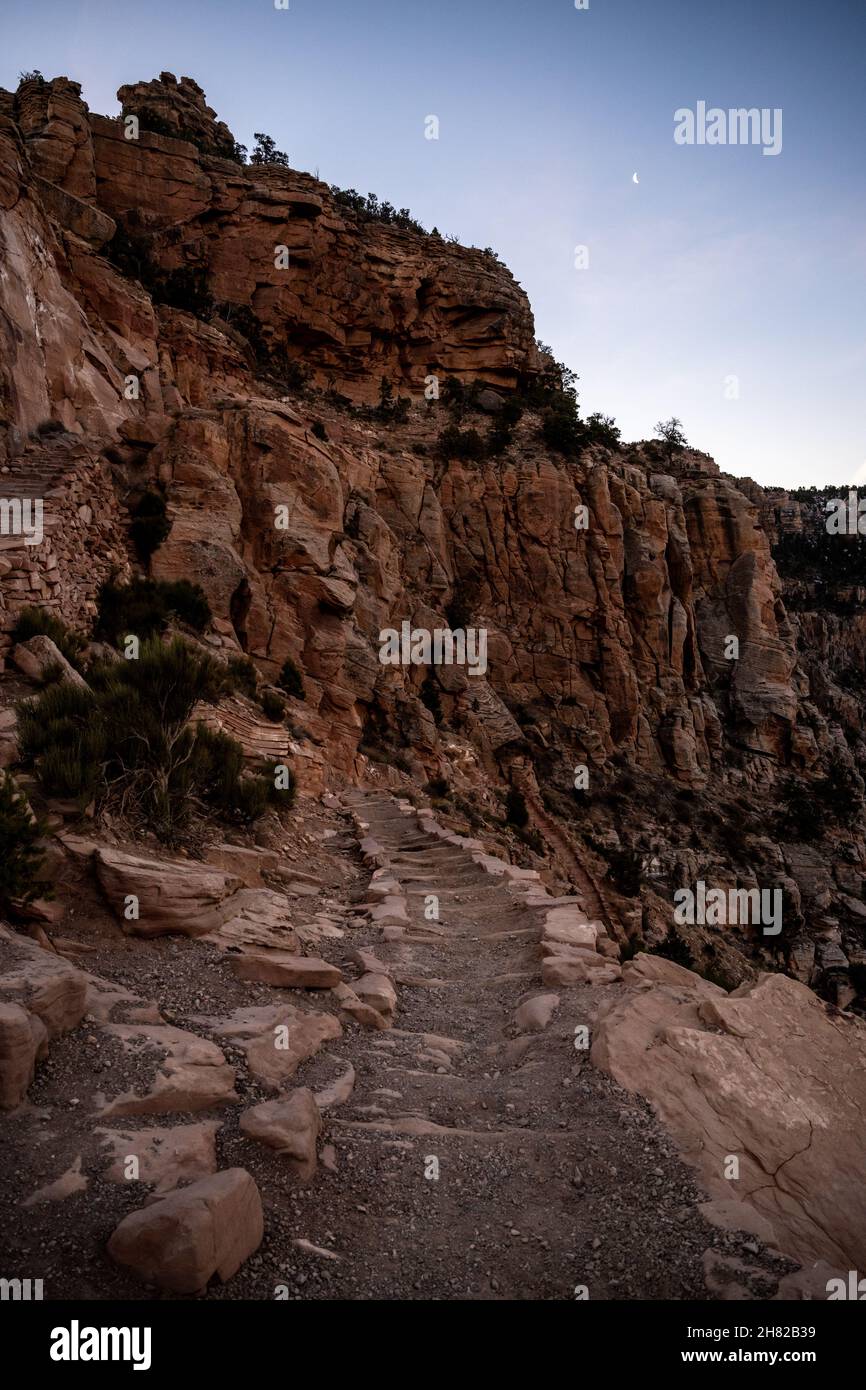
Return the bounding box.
[329,185,427,235]
[424,777,450,799]
[32,417,65,437]
[16,638,288,841]
[0,772,49,915]
[217,303,269,361]
[519,826,545,854]
[225,655,259,699]
[233,776,270,822]
[17,70,45,86]
[11,607,86,671]
[278,657,305,700]
[505,787,529,829]
[605,847,643,896]
[260,690,286,723]
[96,579,211,645]
[311,420,328,441]
[102,223,212,318]
[17,680,105,802]
[129,490,171,563]
[584,412,621,448]
[542,402,584,456]
[438,425,486,461]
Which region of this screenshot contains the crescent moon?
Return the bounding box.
[632,172,639,184]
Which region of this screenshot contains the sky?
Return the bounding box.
[3,0,864,488]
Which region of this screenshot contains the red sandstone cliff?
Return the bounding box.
[1,71,864,1006]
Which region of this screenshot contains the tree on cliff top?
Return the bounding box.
[655,417,689,462]
[250,133,289,166]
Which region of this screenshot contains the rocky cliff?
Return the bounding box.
[2,70,865,1012]
[3,67,866,1305]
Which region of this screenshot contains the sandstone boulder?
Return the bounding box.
[240,1088,321,1182]
[107,1167,263,1293]
[592,953,866,1271]
[12,634,87,688]
[514,993,560,1034]
[94,847,242,936]
[354,971,398,1021]
[231,951,342,989]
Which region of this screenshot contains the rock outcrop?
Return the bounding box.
[592,954,866,1272]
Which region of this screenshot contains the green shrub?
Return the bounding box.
[519,826,545,854]
[157,265,214,318]
[11,607,86,671]
[438,425,486,461]
[129,490,171,563]
[584,412,621,448]
[0,772,49,915]
[33,417,65,437]
[16,638,286,841]
[260,690,286,723]
[103,222,212,318]
[605,847,643,896]
[225,655,259,699]
[505,787,529,829]
[96,579,211,646]
[233,776,270,822]
[424,777,449,799]
[542,402,584,456]
[278,657,305,700]
[329,186,427,235]
[17,680,103,800]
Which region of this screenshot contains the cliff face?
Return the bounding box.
[2,73,865,1009]
[6,73,539,411]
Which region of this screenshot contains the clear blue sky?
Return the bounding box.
[4,0,864,487]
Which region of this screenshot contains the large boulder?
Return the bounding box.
[12,634,87,688]
[107,1167,263,1293]
[231,951,342,989]
[0,926,88,1107]
[591,953,866,1271]
[94,847,242,936]
[240,1088,321,1182]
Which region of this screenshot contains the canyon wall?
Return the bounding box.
[2,72,864,1007]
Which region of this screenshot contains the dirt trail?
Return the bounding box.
[260,789,720,1300]
[0,790,776,1301]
